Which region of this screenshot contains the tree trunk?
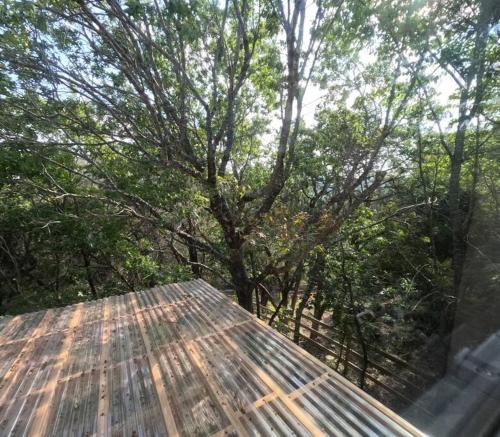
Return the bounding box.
[228,253,253,312]
[443,0,494,342]
[186,218,201,277]
[269,289,289,325]
[448,89,469,310]
[208,189,253,312]
[187,240,201,276]
[260,288,269,306]
[293,288,311,344]
[81,248,98,299]
[289,262,304,316]
[293,253,325,343]
[290,288,299,315]
[309,292,327,341]
[255,285,260,319]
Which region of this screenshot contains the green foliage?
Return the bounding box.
[0,0,498,382]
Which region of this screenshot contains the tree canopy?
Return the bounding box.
[0,0,499,404]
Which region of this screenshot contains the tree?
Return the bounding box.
[1,0,332,310]
[413,0,499,336]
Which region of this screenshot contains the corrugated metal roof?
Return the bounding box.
[0,279,422,436]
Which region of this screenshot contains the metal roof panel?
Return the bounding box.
[0,279,422,436]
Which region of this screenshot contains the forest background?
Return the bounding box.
[0,0,498,383]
